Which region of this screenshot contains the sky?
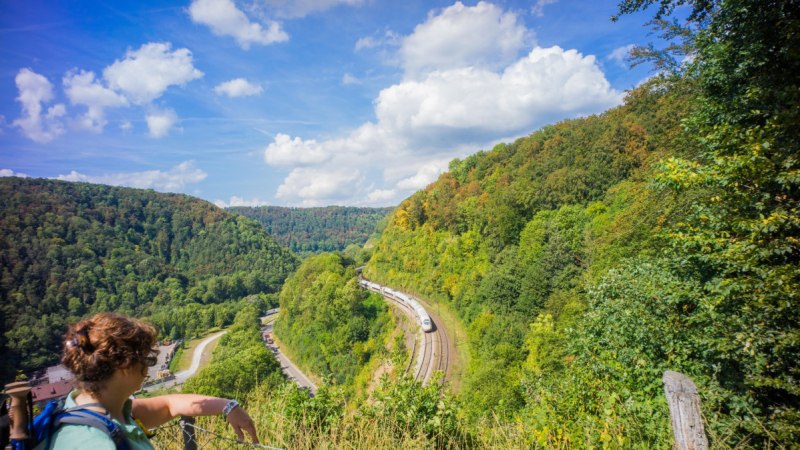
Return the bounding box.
[0,0,665,208]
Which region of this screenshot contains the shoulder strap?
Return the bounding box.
[55,408,130,450]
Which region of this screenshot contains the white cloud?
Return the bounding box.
[264,3,622,206]
[146,108,178,138]
[214,78,264,97]
[532,0,559,17]
[214,196,270,208]
[103,42,203,104]
[259,0,364,18]
[396,162,447,190]
[189,0,288,49]
[264,133,331,166]
[0,169,30,178]
[367,189,397,204]
[120,120,133,132]
[276,167,362,205]
[400,1,530,78]
[63,70,128,132]
[342,73,361,85]
[609,44,635,67]
[377,46,621,135]
[12,68,66,143]
[55,161,206,192]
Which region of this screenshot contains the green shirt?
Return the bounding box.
[44,390,155,450]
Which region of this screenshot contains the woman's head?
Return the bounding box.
[62,312,158,395]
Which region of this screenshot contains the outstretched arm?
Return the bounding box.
[132,395,258,443]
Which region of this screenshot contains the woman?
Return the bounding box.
[48,312,259,449]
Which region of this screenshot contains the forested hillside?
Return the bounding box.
[228,206,392,257]
[0,178,298,382]
[273,253,393,389]
[364,0,799,445]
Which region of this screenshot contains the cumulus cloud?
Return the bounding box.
[366,189,397,204]
[146,108,178,138]
[214,78,264,97]
[56,161,206,192]
[0,169,30,178]
[400,1,530,78]
[213,196,270,208]
[103,42,203,104]
[12,68,66,143]
[276,167,362,205]
[396,162,447,190]
[189,0,288,49]
[265,2,622,206]
[609,44,635,67]
[377,46,621,136]
[265,133,331,166]
[63,70,128,132]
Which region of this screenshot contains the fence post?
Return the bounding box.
[180,416,197,450]
[4,381,31,450]
[663,371,708,450]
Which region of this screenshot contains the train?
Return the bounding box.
[359,279,433,332]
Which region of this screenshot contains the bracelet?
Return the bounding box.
[222,399,239,417]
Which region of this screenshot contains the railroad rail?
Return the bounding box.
[358,278,450,386]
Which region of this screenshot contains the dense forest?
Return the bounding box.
[0,178,298,382]
[228,206,392,257]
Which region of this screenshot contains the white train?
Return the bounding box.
[359,279,433,332]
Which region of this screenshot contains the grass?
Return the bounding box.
[150,381,531,450]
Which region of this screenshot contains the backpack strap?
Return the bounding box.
[54,408,130,450]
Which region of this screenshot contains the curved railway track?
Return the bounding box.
[361,279,450,386]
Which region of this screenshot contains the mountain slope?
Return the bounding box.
[0,178,298,381]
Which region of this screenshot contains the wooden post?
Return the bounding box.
[180,416,197,450]
[663,371,708,450]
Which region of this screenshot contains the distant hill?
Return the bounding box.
[228,206,393,257]
[0,178,299,382]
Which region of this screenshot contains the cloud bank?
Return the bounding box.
[263,2,623,206]
[56,161,207,192]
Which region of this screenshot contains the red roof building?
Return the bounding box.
[30,380,74,407]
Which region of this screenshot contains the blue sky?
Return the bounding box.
[1,0,664,207]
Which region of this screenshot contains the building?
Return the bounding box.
[30,380,74,408]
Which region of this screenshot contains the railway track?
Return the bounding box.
[361,279,450,386]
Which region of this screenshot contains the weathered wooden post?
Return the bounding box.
[663,371,708,450]
[4,381,31,450]
[180,415,197,450]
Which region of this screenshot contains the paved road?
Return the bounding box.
[174,331,227,384]
[263,322,317,395]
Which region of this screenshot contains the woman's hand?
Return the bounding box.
[226,405,259,443]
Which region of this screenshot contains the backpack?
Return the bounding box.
[30,398,130,450]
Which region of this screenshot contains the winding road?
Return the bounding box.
[174,330,227,384]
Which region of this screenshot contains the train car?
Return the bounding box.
[362,279,433,333]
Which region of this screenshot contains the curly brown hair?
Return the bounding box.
[62,312,158,395]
